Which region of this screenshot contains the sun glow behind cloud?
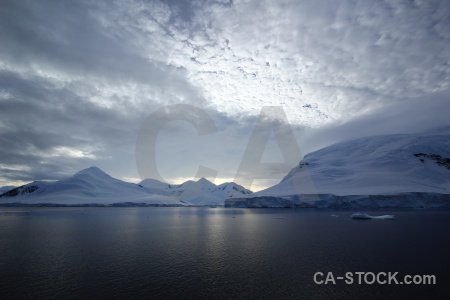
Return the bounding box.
[50,147,97,159]
[95,0,450,127]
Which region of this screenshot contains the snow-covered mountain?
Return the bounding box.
[226,134,450,208]
[0,167,182,206]
[2,134,449,208]
[0,167,252,206]
[139,177,252,206]
[0,186,15,195]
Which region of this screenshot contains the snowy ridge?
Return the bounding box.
[0,167,183,206]
[0,186,16,195]
[226,134,450,208]
[139,177,252,206]
[2,134,449,208]
[0,167,252,206]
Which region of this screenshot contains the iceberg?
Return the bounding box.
[351,212,395,220]
[371,214,395,220]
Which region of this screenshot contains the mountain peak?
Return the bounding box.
[196,177,213,184]
[73,166,109,178]
[260,133,450,197]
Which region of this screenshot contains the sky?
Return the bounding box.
[0,0,449,191]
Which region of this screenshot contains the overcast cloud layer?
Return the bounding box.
[0,0,449,190]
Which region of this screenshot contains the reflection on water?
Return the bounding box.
[0,207,449,299]
[0,210,31,215]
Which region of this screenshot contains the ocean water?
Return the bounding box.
[0,207,449,299]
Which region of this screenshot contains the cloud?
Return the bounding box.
[154,0,450,125]
[0,0,449,189]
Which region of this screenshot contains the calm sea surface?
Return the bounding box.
[0,207,449,299]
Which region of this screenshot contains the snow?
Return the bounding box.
[226,134,450,208]
[0,186,15,195]
[2,133,449,208]
[351,212,395,220]
[138,178,173,195]
[0,167,183,206]
[139,177,252,206]
[371,215,395,220]
[0,167,252,206]
[258,134,450,197]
